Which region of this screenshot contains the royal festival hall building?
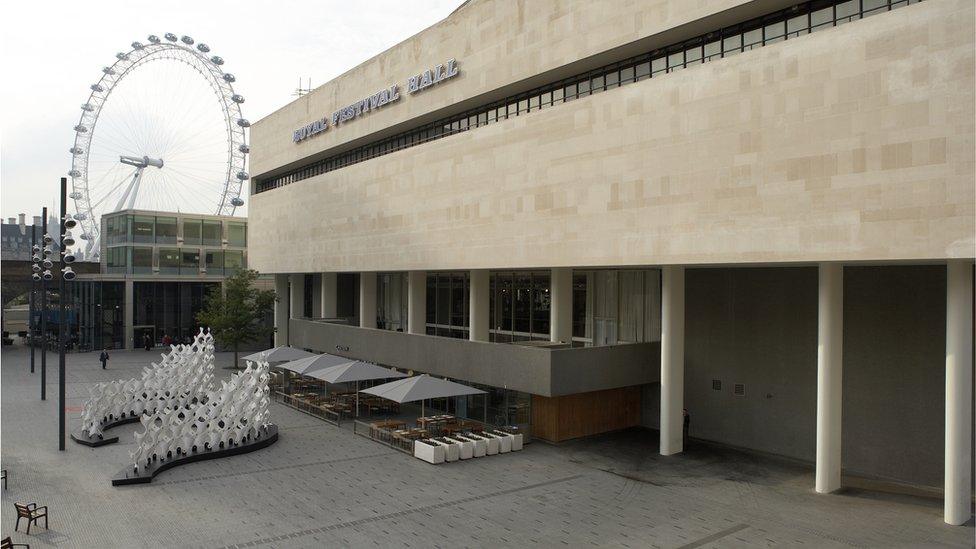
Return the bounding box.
[247,0,974,524]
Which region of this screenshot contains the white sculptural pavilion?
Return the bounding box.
[128,359,273,473]
[79,328,215,441]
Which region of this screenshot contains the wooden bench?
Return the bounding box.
[1,536,30,548]
[13,503,47,534]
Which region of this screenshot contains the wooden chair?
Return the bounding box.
[1,536,30,548]
[14,503,47,534]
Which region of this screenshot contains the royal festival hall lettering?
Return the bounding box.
[292,58,460,143]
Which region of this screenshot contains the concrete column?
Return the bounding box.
[550,268,573,344]
[469,270,489,342]
[944,260,973,526]
[407,271,426,335]
[360,272,376,328]
[274,274,289,346]
[320,272,337,318]
[289,274,304,319]
[816,263,843,494]
[123,279,134,350]
[660,266,685,456]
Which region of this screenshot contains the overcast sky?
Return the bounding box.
[0,0,464,222]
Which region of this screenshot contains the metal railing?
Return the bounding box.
[273,391,341,426]
[353,420,414,454]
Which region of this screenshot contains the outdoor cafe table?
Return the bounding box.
[417,415,455,429]
[371,419,407,431]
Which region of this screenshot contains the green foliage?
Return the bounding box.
[195,269,275,364]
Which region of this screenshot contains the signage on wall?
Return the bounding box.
[292,58,460,143]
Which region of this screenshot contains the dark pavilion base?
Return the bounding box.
[70,415,143,447]
[111,424,279,486]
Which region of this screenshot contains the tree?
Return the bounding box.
[196,269,275,368]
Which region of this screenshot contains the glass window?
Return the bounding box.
[605,70,619,89]
[131,247,153,274]
[863,0,889,16]
[723,33,742,56]
[183,219,202,245]
[635,61,651,81]
[590,75,604,94]
[577,78,590,98]
[205,250,223,275]
[106,247,126,273]
[686,44,703,65]
[787,15,809,37]
[743,28,762,50]
[224,250,244,275]
[181,249,200,273]
[513,273,531,336]
[835,0,859,24]
[227,222,246,247]
[619,65,635,84]
[652,56,666,74]
[704,39,721,60]
[131,216,154,244]
[155,216,177,244]
[201,220,221,246]
[159,248,180,275]
[563,83,576,102]
[531,272,550,337]
[426,275,436,324]
[764,20,785,44]
[667,51,684,71]
[811,7,833,30]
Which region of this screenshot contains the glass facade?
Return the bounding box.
[573,269,662,347]
[133,281,218,343]
[425,272,469,338]
[68,280,125,350]
[183,219,202,245]
[489,271,550,343]
[255,0,921,194]
[376,272,408,332]
[155,216,177,244]
[227,222,246,247]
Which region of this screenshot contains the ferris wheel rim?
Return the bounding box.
[69,34,249,256]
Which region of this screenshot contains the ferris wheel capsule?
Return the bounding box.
[238,144,250,154]
[81,103,94,112]
[231,94,244,103]
[181,35,194,45]
[116,52,129,61]
[69,191,82,199]
[90,84,104,92]
[197,43,210,53]
[148,35,160,43]
[131,41,144,50]
[74,125,88,133]
[69,147,84,155]
[210,56,224,66]
[236,119,250,128]
[102,67,116,75]
[230,197,245,207]
[73,212,88,221]
[164,33,178,42]
[222,73,236,83]
[68,169,82,177]
[236,171,249,181]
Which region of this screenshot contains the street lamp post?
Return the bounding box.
[29,223,37,374]
[58,177,78,452]
[39,207,49,401]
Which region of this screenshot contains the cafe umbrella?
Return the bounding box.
[360,374,485,419]
[304,361,407,417]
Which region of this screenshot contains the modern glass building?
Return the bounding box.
[245,0,974,524]
[70,209,254,350]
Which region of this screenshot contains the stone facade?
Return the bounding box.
[249,0,975,274]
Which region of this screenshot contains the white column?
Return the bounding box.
[320,272,337,318]
[123,279,134,350]
[660,266,685,456]
[407,271,426,335]
[274,274,289,346]
[469,270,489,342]
[289,274,304,319]
[944,260,973,526]
[360,272,376,328]
[550,268,573,344]
[816,263,843,494]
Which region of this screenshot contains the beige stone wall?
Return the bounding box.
[250,0,754,177]
[249,0,975,274]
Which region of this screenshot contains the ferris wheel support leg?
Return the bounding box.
[113,168,143,212]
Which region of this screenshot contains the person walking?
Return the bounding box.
[99,348,110,369]
[143,332,152,351]
[162,333,172,346]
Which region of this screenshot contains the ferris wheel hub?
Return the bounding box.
[119,155,164,169]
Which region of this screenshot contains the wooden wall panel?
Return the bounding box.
[532,386,641,443]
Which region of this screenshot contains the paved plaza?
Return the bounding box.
[0,346,971,548]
